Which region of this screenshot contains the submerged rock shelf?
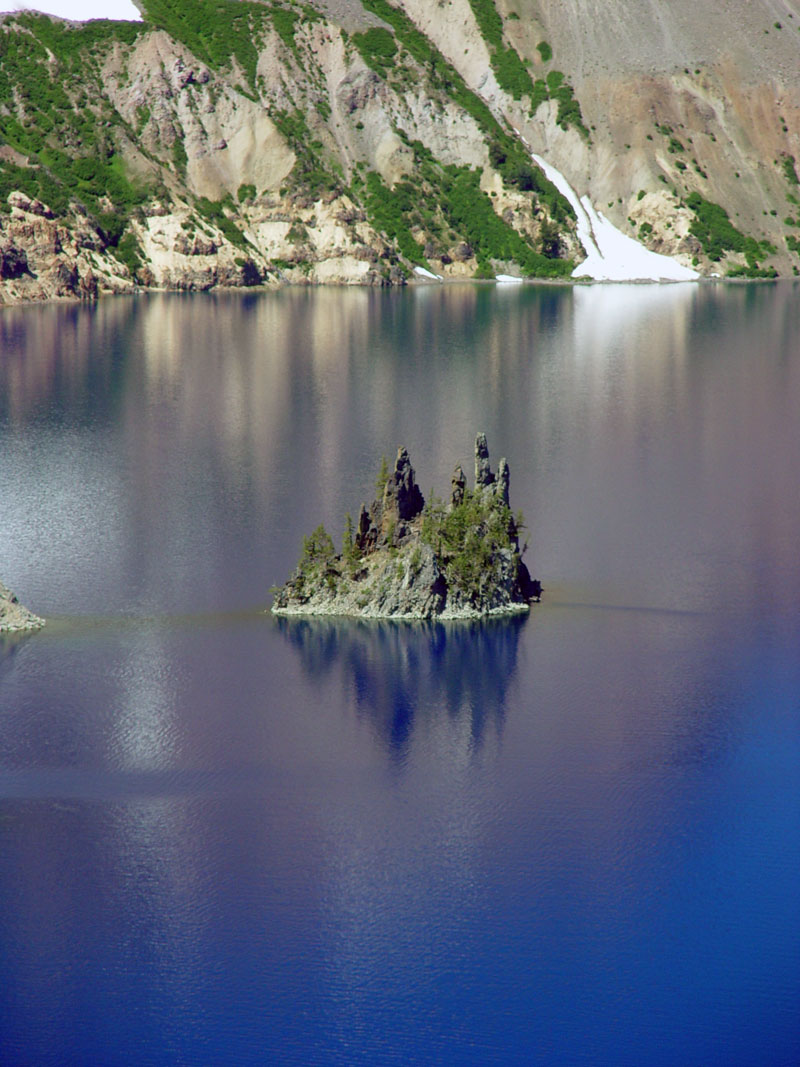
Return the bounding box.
[0,580,44,633]
[272,435,540,620]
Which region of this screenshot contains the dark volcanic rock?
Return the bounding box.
[497,457,510,506]
[451,464,466,507]
[475,432,495,488]
[0,244,30,280]
[383,446,425,523]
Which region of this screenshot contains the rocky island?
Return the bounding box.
[272,435,540,620]
[0,580,44,633]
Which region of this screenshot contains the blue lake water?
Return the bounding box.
[1,284,799,1065]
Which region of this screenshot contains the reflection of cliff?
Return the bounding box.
[276,614,526,759]
[0,298,138,425]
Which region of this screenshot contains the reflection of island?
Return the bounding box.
[276,613,526,758]
[0,632,28,677]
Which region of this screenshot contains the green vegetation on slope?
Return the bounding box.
[781,154,799,186]
[463,0,587,136]
[196,196,250,249]
[0,14,148,238]
[421,487,523,602]
[359,0,574,232]
[141,0,320,88]
[351,27,397,77]
[0,0,575,286]
[364,171,427,266]
[272,108,342,197]
[466,0,534,101]
[362,141,573,278]
[686,192,776,274]
[543,69,589,138]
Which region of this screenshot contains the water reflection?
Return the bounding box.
[2,285,800,1064]
[276,614,526,761]
[0,633,32,678]
[0,298,138,427]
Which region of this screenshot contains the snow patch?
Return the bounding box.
[531,154,698,283]
[495,274,523,283]
[414,266,442,281]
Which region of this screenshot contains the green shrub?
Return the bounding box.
[352,27,397,75]
[115,231,143,277]
[142,0,271,89]
[536,41,552,62]
[365,172,427,264]
[272,108,341,197]
[687,192,774,266]
[195,196,249,248]
[550,80,589,136]
[529,78,548,113]
[492,45,535,99]
[726,264,778,278]
[782,155,800,186]
[421,487,523,601]
[466,0,504,48]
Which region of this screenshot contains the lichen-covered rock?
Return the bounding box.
[271,435,540,620]
[0,580,44,633]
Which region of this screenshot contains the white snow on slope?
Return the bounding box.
[0,2,141,20]
[414,266,442,281]
[531,153,698,283]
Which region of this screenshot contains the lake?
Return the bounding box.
[1,283,799,1065]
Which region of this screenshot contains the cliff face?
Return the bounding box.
[0,1,580,304]
[439,0,800,277]
[1,0,797,304]
[272,435,539,620]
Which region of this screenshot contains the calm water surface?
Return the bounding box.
[0,284,799,1065]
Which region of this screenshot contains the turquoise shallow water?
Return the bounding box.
[1,284,799,1064]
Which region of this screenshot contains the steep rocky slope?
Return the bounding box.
[1,0,798,304]
[0,0,579,303]
[407,0,800,275]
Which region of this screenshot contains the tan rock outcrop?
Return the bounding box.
[0,581,44,633]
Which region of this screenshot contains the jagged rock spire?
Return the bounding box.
[383,446,425,521]
[497,457,510,506]
[355,502,374,553]
[451,464,466,507]
[475,432,495,488]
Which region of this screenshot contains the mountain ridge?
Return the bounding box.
[1,0,798,304]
